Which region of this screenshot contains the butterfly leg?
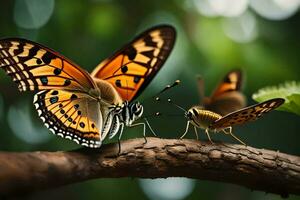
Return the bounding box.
[117,123,125,155]
[180,121,190,139]
[129,122,147,144]
[144,118,158,137]
[193,126,199,140]
[222,127,246,145]
[205,129,214,144]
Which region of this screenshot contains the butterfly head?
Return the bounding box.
[185,106,222,129]
[185,106,204,120]
[185,110,193,120]
[185,107,201,123]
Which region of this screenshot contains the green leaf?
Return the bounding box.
[252,81,300,116]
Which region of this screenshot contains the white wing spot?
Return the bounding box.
[65,136,72,140]
[57,133,64,138]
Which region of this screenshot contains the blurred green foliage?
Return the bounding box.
[0,0,300,200]
[253,81,300,115]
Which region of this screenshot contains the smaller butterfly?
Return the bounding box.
[197,69,246,116]
[180,98,284,144]
[168,72,284,144]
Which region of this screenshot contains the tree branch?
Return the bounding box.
[0,137,299,198]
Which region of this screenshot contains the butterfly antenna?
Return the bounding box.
[164,113,184,117]
[143,112,183,119]
[142,111,183,137]
[141,80,181,104]
[143,112,161,119]
[154,79,181,98]
[165,98,187,113]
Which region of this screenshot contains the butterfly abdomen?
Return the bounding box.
[93,78,123,105]
[187,106,222,129]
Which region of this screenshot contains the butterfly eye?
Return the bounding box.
[133,104,138,112]
[138,104,143,110]
[185,111,192,119]
[130,102,143,117]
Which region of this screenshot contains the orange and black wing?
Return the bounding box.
[203,69,246,115]
[209,98,284,130]
[91,25,176,101]
[0,38,104,147]
[34,89,103,147]
[211,70,243,97]
[0,38,96,92]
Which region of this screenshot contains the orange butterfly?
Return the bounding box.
[0,25,176,148]
[197,69,246,116]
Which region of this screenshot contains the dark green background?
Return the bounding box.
[0,0,299,199]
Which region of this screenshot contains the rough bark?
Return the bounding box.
[0,137,299,198]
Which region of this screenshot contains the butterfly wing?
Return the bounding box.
[211,70,243,96]
[0,38,96,92]
[91,25,176,101]
[203,70,246,115]
[209,98,285,130]
[0,38,106,147]
[34,89,103,147]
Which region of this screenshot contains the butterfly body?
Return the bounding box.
[92,78,123,106]
[181,94,284,144]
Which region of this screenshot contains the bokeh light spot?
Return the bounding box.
[210,0,249,17]
[86,4,123,38]
[193,0,249,17]
[250,0,300,20]
[193,0,219,17]
[222,11,258,43]
[139,178,196,200]
[7,101,52,144]
[14,0,55,29]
